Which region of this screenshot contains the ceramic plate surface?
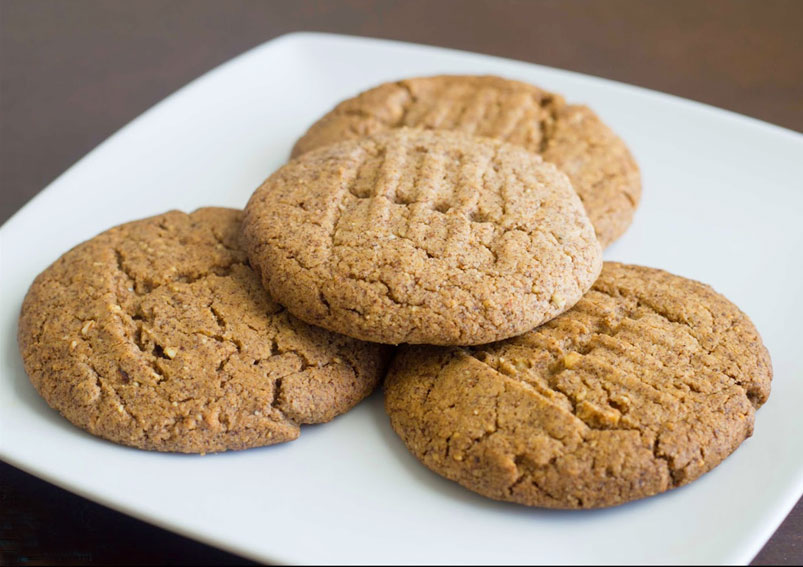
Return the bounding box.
[2,33,802,565]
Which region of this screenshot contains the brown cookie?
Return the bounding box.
[243,128,602,346]
[291,75,641,248]
[385,262,772,508]
[18,208,389,453]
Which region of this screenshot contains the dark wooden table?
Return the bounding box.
[2,1,801,564]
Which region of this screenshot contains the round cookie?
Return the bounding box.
[243,128,602,346]
[385,262,772,508]
[291,75,641,248]
[18,208,389,453]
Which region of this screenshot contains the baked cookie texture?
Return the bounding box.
[385,262,772,508]
[291,75,641,248]
[243,128,602,346]
[18,208,388,453]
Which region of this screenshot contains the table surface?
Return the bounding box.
[1,1,801,564]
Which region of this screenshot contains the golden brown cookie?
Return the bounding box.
[291,75,641,248]
[385,262,772,508]
[243,128,602,346]
[18,208,389,453]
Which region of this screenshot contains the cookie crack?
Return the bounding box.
[114,246,248,297]
[506,469,568,504]
[650,439,680,487]
[208,226,241,254]
[114,248,137,290]
[393,81,418,127]
[129,323,170,385]
[80,346,143,434]
[267,355,364,423]
[335,352,361,382]
[271,377,285,413]
[537,95,560,154]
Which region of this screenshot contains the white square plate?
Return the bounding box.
[2,33,802,565]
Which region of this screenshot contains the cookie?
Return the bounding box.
[291,75,641,248]
[385,262,772,508]
[243,128,602,346]
[18,208,389,453]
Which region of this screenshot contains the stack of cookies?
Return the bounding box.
[18,75,772,509]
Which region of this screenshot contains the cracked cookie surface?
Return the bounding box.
[18,208,388,453]
[243,128,602,346]
[291,75,641,248]
[384,262,772,508]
